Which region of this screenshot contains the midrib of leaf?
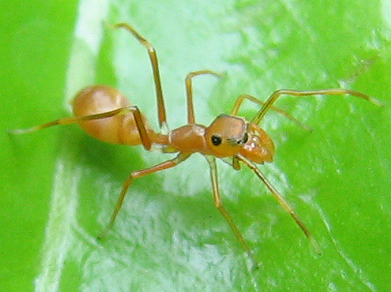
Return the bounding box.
[34,1,110,291]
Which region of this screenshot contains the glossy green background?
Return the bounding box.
[1,0,391,291]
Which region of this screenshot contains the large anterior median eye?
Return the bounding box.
[241,132,249,144]
[211,135,222,146]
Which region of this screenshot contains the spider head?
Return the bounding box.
[205,115,274,163]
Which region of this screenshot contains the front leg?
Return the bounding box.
[205,156,258,269]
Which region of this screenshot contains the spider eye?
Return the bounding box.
[211,135,222,146]
[241,132,249,144]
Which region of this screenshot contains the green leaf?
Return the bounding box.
[2,0,391,291]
